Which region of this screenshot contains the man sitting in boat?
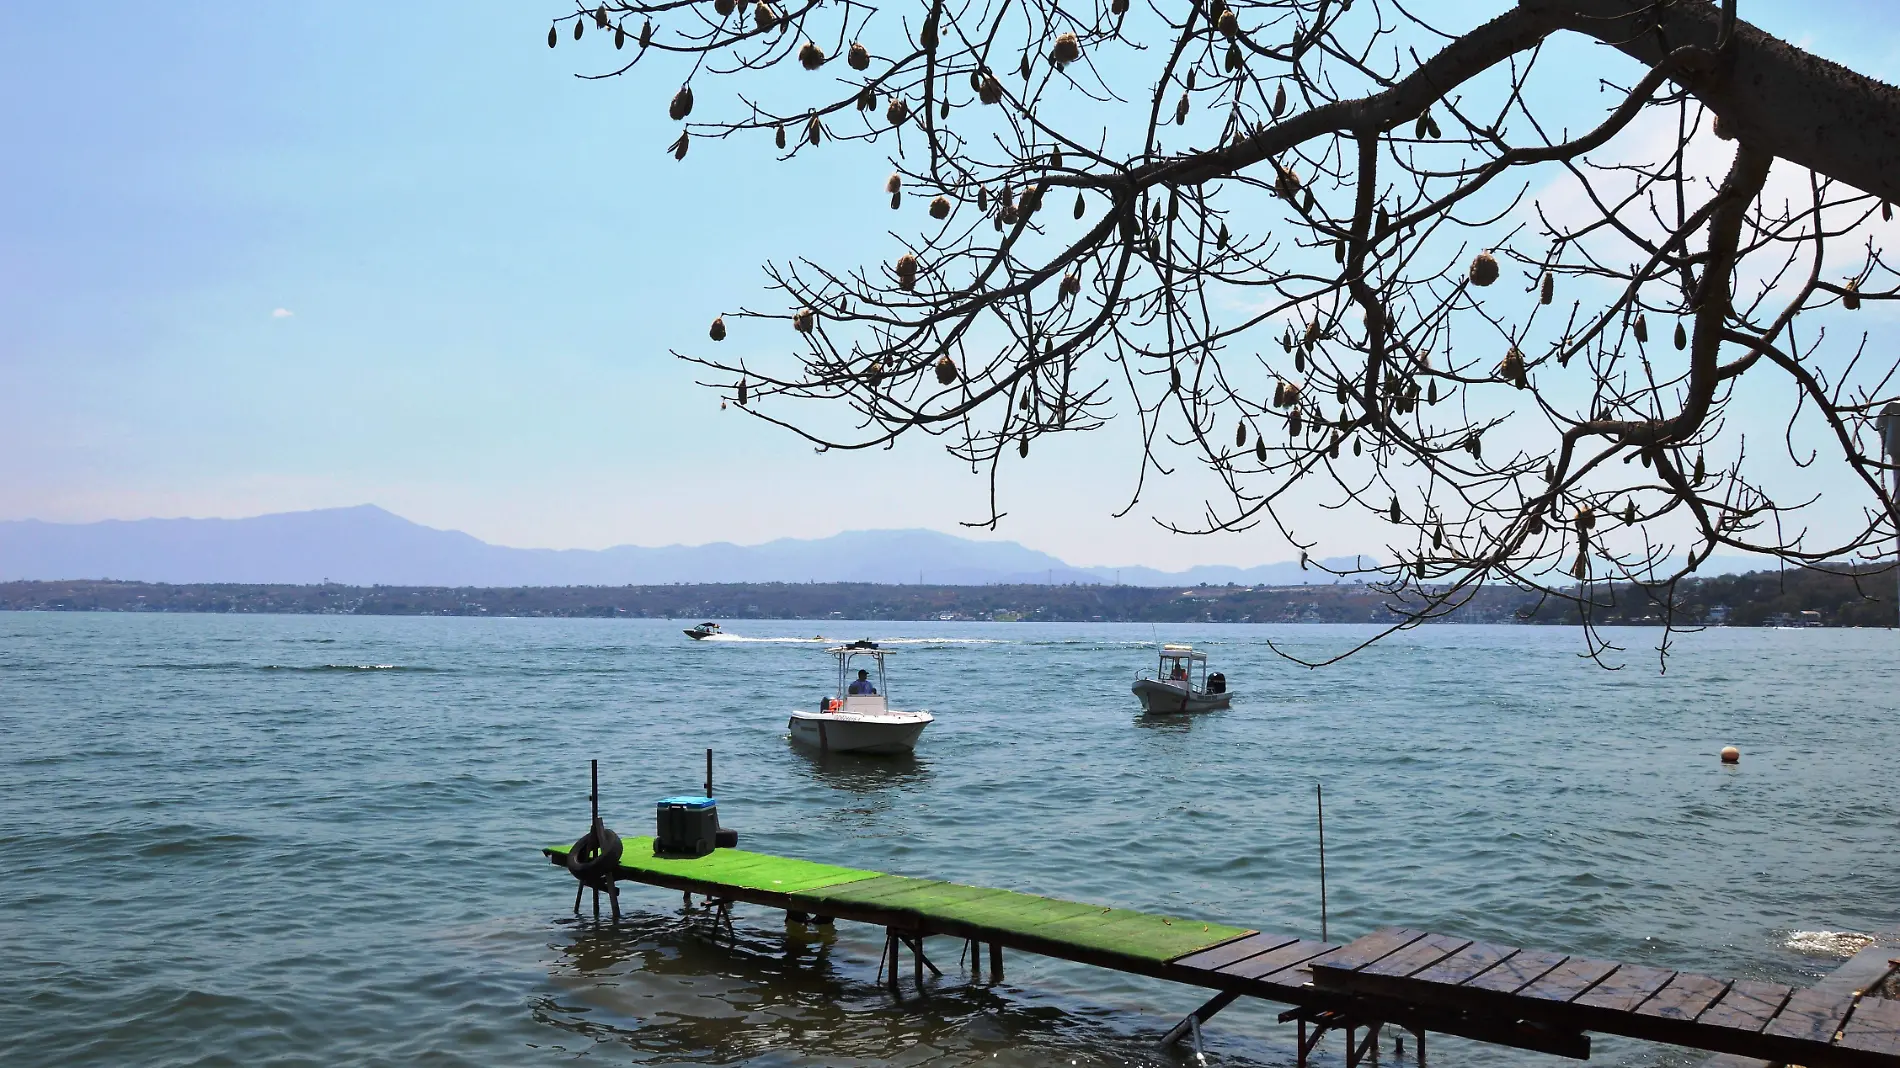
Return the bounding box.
[848,669,878,695]
[1170,663,1189,682]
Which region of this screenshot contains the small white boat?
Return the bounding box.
[789,641,933,754]
[684,622,722,640]
[1132,643,1233,713]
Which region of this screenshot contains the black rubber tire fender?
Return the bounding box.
[566,825,623,885]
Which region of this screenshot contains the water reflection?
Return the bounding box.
[788,746,934,792]
[535,907,1284,1067]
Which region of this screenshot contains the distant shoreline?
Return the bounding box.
[2,572,1891,627]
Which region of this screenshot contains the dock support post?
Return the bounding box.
[574,883,584,913]
[990,942,1003,981]
[1162,989,1242,1047]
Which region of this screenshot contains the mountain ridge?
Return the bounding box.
[0,505,1369,587]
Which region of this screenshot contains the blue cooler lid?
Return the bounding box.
[656,795,717,809]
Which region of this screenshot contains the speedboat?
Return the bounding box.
[1132,643,1233,713]
[788,640,933,754]
[683,622,722,640]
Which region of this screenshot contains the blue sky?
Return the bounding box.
[2,2,1896,567]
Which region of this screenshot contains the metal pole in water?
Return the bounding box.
[1316,783,1328,943]
[705,748,713,798]
[1881,403,1900,627]
[591,759,601,918]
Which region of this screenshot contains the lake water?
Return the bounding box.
[4,613,1898,1068]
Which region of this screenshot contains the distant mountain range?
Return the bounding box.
[0,505,1373,587]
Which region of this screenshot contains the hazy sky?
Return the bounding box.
[2,2,1896,567]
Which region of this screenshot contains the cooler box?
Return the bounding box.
[655,795,719,857]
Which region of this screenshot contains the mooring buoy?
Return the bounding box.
[1720,745,1740,764]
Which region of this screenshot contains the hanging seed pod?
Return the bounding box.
[865,360,885,388]
[921,13,938,48]
[1019,436,1029,458]
[1414,110,1429,139]
[977,186,990,211]
[930,196,951,219]
[980,74,1004,105]
[639,20,652,48]
[939,97,950,118]
[1377,205,1390,234]
[1273,380,1288,408]
[715,0,735,14]
[895,252,919,291]
[1845,280,1862,310]
[1389,496,1401,524]
[1694,451,1706,482]
[806,113,823,144]
[1236,421,1248,448]
[671,130,690,160]
[1540,272,1554,305]
[1270,82,1287,118]
[1544,460,1556,483]
[1170,365,1182,391]
[1060,273,1081,299]
[1019,391,1032,411]
[1673,321,1687,350]
[1294,349,1305,375]
[856,86,876,111]
[935,355,959,384]
[1051,32,1081,67]
[1623,501,1636,525]
[1303,319,1320,346]
[669,85,695,121]
[847,41,870,70]
[548,24,559,47]
[1049,147,1063,170]
[1218,9,1238,37]
[1255,438,1268,462]
[1432,523,1443,550]
[1353,437,1362,456]
[614,22,626,48]
[793,307,816,333]
[1633,313,1648,343]
[573,18,584,40]
[1166,191,1179,220]
[1023,184,1043,215]
[1111,0,1129,14]
[1216,223,1230,249]
[1018,53,1031,78]
[1274,166,1299,199]
[886,97,909,125]
[1498,346,1527,389]
[886,172,902,195]
[1575,505,1596,531]
[595,6,609,28]
[753,1,778,30]
[1288,407,1303,436]
[1334,239,1345,263]
[798,42,825,69]
[1469,252,1499,287]
[1175,94,1190,125]
[1426,116,1441,138]
[709,316,727,341]
[1225,45,1241,72]
[890,191,901,210]
[1427,378,1439,406]
[1073,191,1086,219]
[737,378,749,406]
[775,124,787,149]
[1528,514,1544,535]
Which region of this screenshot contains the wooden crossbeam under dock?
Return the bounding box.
[543,840,1899,1068]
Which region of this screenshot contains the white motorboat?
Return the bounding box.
[788,641,933,755]
[683,621,722,640]
[1132,643,1233,713]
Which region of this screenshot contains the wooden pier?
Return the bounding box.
[543,839,1899,1068]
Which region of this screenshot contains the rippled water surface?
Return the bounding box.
[4,614,1898,1068]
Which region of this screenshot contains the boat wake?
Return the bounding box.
[699,634,1007,646]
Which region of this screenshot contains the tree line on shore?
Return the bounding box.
[2,566,1894,627]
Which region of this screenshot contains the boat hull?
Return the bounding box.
[1132,678,1233,713]
[788,710,933,754]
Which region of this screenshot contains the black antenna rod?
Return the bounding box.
[1316,782,1329,942]
[705,748,713,799]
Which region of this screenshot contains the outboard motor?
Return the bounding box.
[1206,672,1226,694]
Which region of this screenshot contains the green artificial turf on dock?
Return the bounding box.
[545,839,1252,963]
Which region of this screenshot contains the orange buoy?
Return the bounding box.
[1720,745,1740,764]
